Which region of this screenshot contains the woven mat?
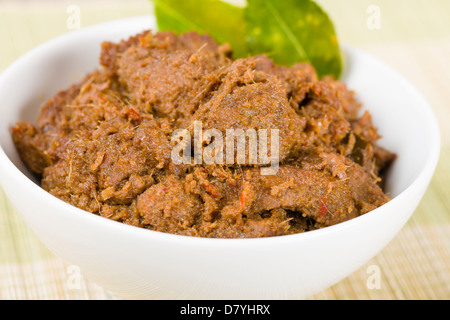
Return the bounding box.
[1,0,449,300]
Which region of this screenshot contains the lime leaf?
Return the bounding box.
[152,0,248,58]
[245,0,343,79]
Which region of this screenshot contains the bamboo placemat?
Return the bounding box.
[1,0,449,300]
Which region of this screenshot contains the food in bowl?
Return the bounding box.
[11,30,395,238]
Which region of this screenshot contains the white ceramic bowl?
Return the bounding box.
[0,15,440,300]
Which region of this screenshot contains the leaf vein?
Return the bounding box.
[264,0,309,62]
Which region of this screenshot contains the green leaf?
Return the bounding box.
[150,0,343,79]
[245,0,343,79]
[152,0,248,58]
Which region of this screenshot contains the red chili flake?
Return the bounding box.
[139,37,150,48]
[127,108,141,123]
[319,197,329,217]
[11,126,23,134]
[239,191,245,211]
[201,182,221,200]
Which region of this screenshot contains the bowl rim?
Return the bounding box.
[0,15,441,247]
